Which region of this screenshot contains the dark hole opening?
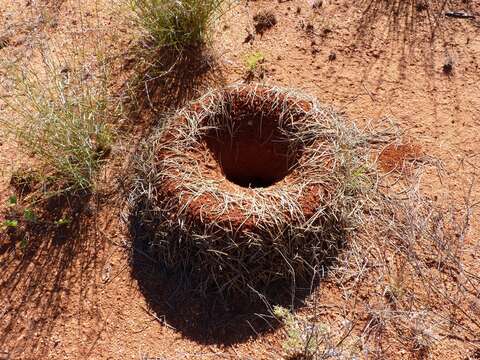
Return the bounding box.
[226,174,278,189]
[205,112,301,189]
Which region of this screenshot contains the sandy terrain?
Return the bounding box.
[0,0,479,359]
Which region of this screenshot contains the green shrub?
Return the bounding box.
[129,0,229,50]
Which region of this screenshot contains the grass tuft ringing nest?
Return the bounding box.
[130,84,376,296]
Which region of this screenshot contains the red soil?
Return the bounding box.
[378,143,423,172]
[204,89,302,188]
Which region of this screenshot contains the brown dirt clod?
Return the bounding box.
[378,143,423,172]
[253,11,277,34]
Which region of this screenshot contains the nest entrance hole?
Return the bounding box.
[205,101,302,188]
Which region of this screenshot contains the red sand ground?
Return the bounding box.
[0,0,479,359]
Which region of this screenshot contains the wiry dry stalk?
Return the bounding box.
[321,166,480,357]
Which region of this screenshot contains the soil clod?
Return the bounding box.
[253,11,277,34]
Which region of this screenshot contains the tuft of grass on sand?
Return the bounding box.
[129,0,230,51]
[0,47,114,201]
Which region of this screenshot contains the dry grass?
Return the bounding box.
[118,0,230,120]
[270,164,479,358]
[129,83,479,354]
[330,178,479,357]
[0,43,114,202]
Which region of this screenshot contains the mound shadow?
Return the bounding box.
[129,204,341,346]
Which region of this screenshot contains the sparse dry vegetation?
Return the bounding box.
[269,163,479,358]
[0,46,113,201]
[0,0,479,358]
[253,10,277,35]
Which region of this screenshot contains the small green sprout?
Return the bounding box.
[23,208,37,223]
[20,237,29,250]
[352,165,368,178]
[7,195,17,206]
[347,164,371,192]
[2,219,18,229]
[245,51,265,72]
[54,217,71,226]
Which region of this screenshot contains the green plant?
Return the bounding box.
[244,51,265,72]
[273,306,362,359]
[19,237,29,250]
[347,164,370,193]
[7,195,17,206]
[54,217,71,226]
[0,47,113,199]
[23,209,37,223]
[2,219,18,230]
[129,0,229,50]
[274,306,321,358]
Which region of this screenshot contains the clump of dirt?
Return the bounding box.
[443,58,454,75]
[253,10,277,34]
[378,143,423,172]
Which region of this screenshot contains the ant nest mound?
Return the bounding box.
[131,84,369,296]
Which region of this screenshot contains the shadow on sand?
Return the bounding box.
[128,198,338,346]
[354,0,479,77]
[119,44,225,133]
[0,191,110,358]
[128,229,322,346]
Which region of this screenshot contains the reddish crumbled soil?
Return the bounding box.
[204,90,301,188]
[378,143,423,172]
